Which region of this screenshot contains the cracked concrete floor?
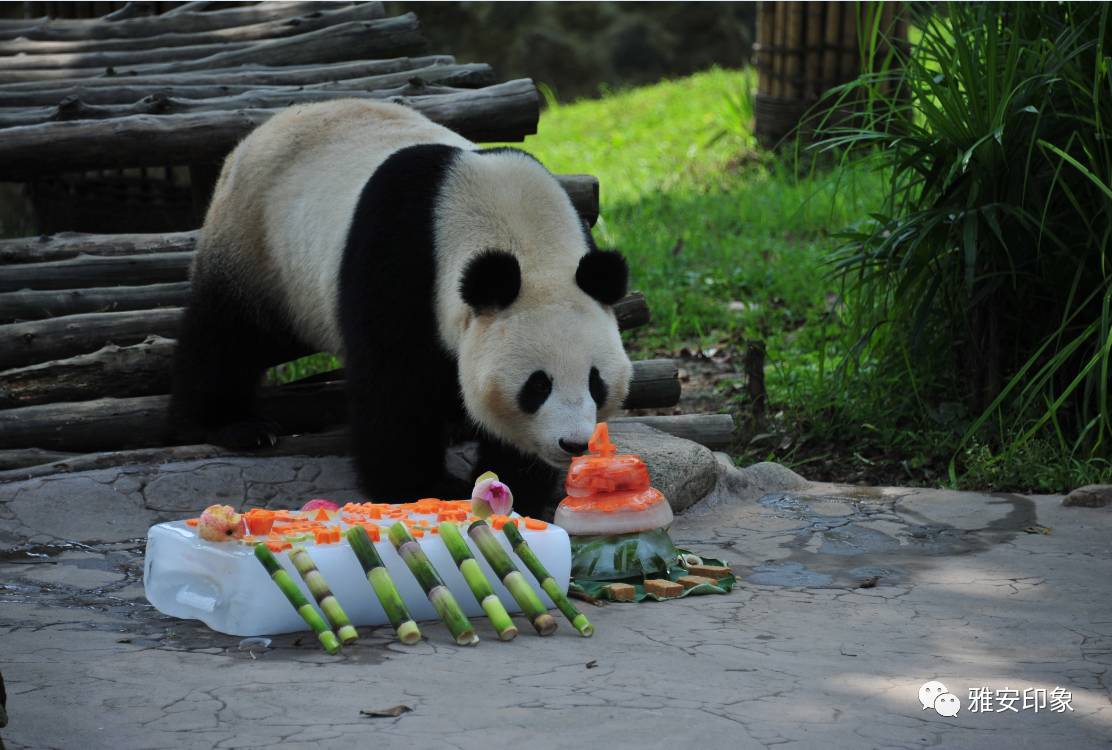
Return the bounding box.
[1,457,1111,749]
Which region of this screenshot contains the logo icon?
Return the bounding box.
[919,681,960,716]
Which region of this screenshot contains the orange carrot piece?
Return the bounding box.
[524,517,548,530]
[185,518,199,527]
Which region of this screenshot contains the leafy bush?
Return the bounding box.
[813,3,1112,473]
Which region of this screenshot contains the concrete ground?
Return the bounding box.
[1,456,1110,749]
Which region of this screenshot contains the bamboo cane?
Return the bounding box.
[289,547,358,645]
[387,523,478,646]
[253,543,340,654]
[502,521,593,637]
[438,521,517,641]
[344,526,421,645]
[467,520,557,636]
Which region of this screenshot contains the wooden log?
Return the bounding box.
[0,447,79,471]
[0,391,728,458]
[613,291,650,330]
[0,39,259,71]
[623,359,680,411]
[611,413,735,451]
[0,252,192,292]
[0,80,540,180]
[0,169,590,262]
[0,430,348,480]
[0,3,386,56]
[0,383,348,451]
[0,80,488,129]
[0,335,175,407]
[0,55,455,95]
[0,308,182,371]
[0,282,190,322]
[0,63,494,110]
[0,413,732,480]
[0,15,426,83]
[0,230,196,263]
[0,2,355,43]
[0,334,676,409]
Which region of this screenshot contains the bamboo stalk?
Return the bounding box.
[289,547,358,645]
[253,543,340,654]
[785,2,805,101]
[345,526,421,645]
[502,521,592,636]
[757,2,773,96]
[387,523,477,646]
[467,520,556,636]
[771,1,787,98]
[804,1,824,100]
[438,522,517,641]
[822,2,841,95]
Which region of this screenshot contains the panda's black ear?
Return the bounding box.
[576,250,628,306]
[460,249,521,312]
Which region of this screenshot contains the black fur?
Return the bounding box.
[339,144,467,500]
[517,370,552,414]
[460,249,521,312]
[169,259,310,448]
[576,250,628,306]
[588,366,608,409]
[473,436,564,517]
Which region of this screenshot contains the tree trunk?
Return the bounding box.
[0,64,493,110]
[0,230,197,264]
[0,81,541,180]
[0,308,182,370]
[0,281,190,323]
[0,252,193,292]
[0,81,489,129]
[0,15,425,83]
[0,3,385,56]
[0,384,729,454]
[0,335,175,407]
[0,55,455,96]
[0,2,357,43]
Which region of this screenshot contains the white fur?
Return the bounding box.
[198,99,632,466]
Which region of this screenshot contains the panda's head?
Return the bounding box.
[456,247,633,468]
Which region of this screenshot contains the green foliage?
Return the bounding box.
[812,2,1112,473]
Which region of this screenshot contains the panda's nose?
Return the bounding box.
[558,438,589,456]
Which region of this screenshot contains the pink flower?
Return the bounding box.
[471,476,514,519]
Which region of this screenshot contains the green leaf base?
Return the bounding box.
[569,528,679,581]
[570,549,736,602]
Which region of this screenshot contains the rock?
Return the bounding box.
[703,452,809,506]
[608,423,718,512]
[1062,484,1112,508]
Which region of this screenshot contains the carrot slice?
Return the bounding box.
[185,518,199,527]
[524,517,548,530]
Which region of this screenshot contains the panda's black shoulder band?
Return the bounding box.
[576,250,628,306]
[460,249,521,312]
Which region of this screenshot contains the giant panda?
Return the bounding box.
[169,99,633,515]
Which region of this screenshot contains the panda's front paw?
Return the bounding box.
[207,418,282,449]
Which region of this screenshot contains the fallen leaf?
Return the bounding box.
[585,660,598,669]
[1023,525,1052,535]
[116,638,132,644]
[856,576,880,589]
[361,705,412,718]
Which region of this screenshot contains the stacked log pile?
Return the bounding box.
[0,1,734,480]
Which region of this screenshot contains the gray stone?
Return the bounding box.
[609,423,717,512]
[1063,483,1112,508]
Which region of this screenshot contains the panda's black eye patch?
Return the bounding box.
[518,370,552,414]
[589,366,608,408]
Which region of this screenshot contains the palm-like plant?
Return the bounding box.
[812,2,1112,466]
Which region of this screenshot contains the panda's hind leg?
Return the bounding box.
[169,273,308,449]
